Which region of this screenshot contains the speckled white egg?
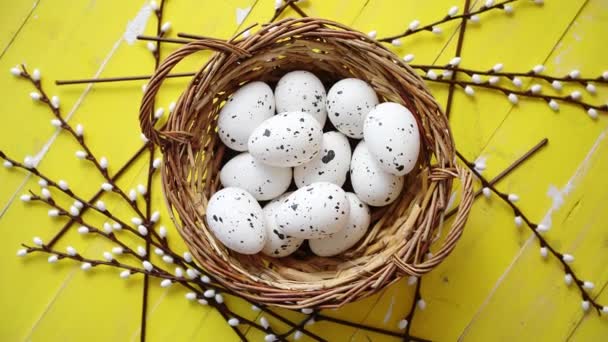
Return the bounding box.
[261,192,304,257]
[294,131,351,188]
[248,111,323,167]
[217,81,275,151]
[363,102,420,176]
[326,78,379,138]
[275,182,350,239]
[275,70,327,127]
[309,193,371,257]
[350,141,404,206]
[220,152,292,201]
[206,187,266,254]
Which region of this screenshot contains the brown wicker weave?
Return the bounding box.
[139,17,474,309]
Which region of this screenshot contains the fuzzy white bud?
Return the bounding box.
[69,206,80,217]
[120,270,131,279]
[186,268,197,279]
[274,0,283,9]
[102,251,113,261]
[408,20,420,31]
[583,281,594,290]
[398,319,409,330]
[508,93,519,105]
[162,255,174,264]
[511,77,522,88]
[81,262,92,270]
[160,21,171,33]
[492,63,503,72]
[432,26,442,34]
[215,294,224,303]
[469,15,480,23]
[366,30,377,39]
[112,247,124,255]
[112,222,122,231]
[203,289,215,298]
[530,84,541,94]
[168,101,176,113]
[138,225,149,236]
[562,254,574,263]
[534,0,544,4]
[587,108,598,120]
[265,334,277,342]
[260,316,270,329]
[550,80,562,91]
[585,83,596,94]
[57,180,68,191]
[175,267,184,278]
[402,54,415,63]
[488,76,499,85]
[101,183,113,191]
[50,119,62,128]
[504,4,513,13]
[449,57,461,66]
[532,64,544,74]
[99,157,108,170]
[75,150,87,159]
[149,0,158,10]
[30,92,42,101]
[17,248,28,257]
[3,160,13,168]
[154,248,164,256]
[407,276,418,286]
[417,298,427,310]
[564,273,573,285]
[570,90,582,100]
[536,224,549,233]
[10,66,22,76]
[301,308,314,314]
[514,216,523,228]
[602,306,608,314]
[32,68,41,81]
[154,108,164,119]
[540,247,548,258]
[23,156,35,169]
[151,211,160,223]
[391,39,402,47]
[426,70,438,80]
[568,69,580,79]
[485,0,494,7]
[137,184,147,195]
[20,194,32,202]
[228,318,240,326]
[448,6,459,17]
[251,305,261,312]
[48,209,60,217]
[198,299,208,305]
[183,252,193,262]
[96,200,106,212]
[75,124,84,136]
[131,217,143,225]
[201,275,211,284]
[442,70,453,79]
[464,86,475,96]
[581,300,590,312]
[146,41,157,52]
[471,74,482,84]
[142,261,153,272]
[481,187,491,198]
[138,245,148,257]
[77,226,89,234]
[152,158,162,169]
[548,100,559,111]
[50,96,60,109]
[159,226,167,238]
[128,189,137,202]
[160,279,172,288]
[508,194,519,202]
[47,255,58,263]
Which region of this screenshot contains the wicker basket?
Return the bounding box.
[139,17,474,309]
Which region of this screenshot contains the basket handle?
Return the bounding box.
[139,39,251,147]
[393,164,474,276]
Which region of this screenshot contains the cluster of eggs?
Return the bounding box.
[206,70,421,258]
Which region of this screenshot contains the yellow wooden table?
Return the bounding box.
[1,0,607,341]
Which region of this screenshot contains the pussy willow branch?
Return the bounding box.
[424,76,607,111]
[457,150,605,314]
[412,64,608,85]
[378,0,519,43]
[402,278,422,342]
[445,137,548,219]
[16,65,147,219]
[444,0,471,120]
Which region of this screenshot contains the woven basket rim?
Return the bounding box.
[139,17,474,309]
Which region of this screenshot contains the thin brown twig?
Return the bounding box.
[378,0,519,43]
[402,278,422,342]
[444,0,471,119]
[456,150,606,314]
[424,76,607,112]
[445,137,548,219]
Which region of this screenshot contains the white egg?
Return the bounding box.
[261,192,304,257]
[363,102,420,176]
[275,182,350,239]
[309,193,371,257]
[248,111,323,167]
[220,152,292,201]
[294,131,351,188]
[350,141,404,206]
[275,70,327,127]
[218,81,275,151]
[327,78,379,138]
[206,187,266,254]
